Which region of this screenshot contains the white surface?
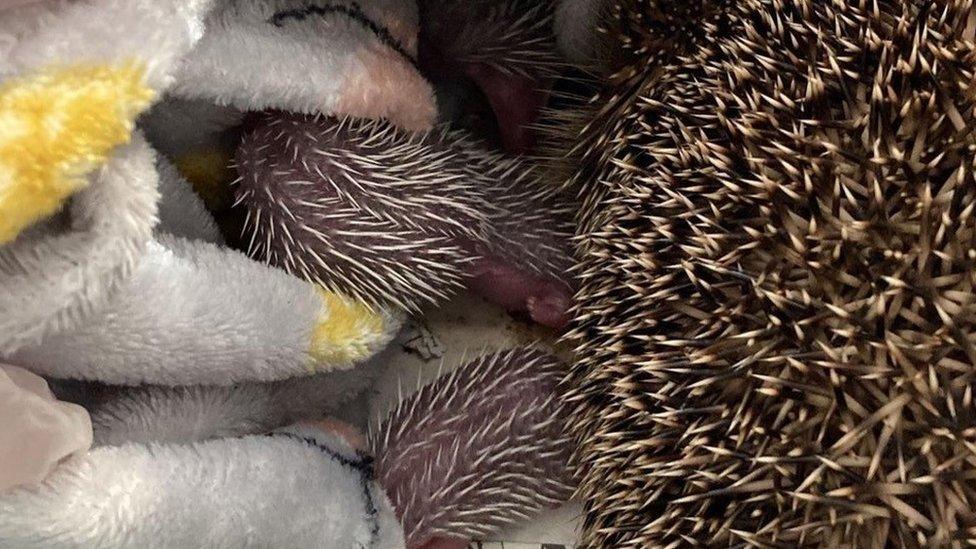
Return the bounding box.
[495,503,582,545]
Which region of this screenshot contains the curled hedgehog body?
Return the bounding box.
[235,112,575,324]
[559,0,976,546]
[372,347,575,548]
[230,0,577,326]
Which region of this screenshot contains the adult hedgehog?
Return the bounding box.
[554,0,976,546]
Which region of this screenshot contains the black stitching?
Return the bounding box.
[274,432,374,472]
[272,432,381,547]
[269,2,419,71]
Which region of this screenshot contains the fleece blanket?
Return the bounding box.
[0,1,579,547]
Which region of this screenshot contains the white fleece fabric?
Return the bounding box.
[0,0,214,352]
[0,0,213,89]
[0,0,403,382]
[7,233,400,385]
[0,425,405,549]
[0,136,160,353]
[0,0,418,546]
[91,364,383,446]
[155,158,224,244]
[173,0,436,130]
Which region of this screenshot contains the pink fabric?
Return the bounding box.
[0,364,93,492]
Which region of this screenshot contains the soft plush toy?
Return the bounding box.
[0,0,401,384]
[0,0,575,547]
[0,346,573,548]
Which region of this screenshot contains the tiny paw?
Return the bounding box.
[468,258,572,329]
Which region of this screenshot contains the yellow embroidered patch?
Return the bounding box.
[174,148,235,211]
[309,288,386,366]
[0,63,155,245]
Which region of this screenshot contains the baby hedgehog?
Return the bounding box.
[418,0,561,153]
[371,347,574,548]
[234,112,574,327]
[557,0,976,546]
